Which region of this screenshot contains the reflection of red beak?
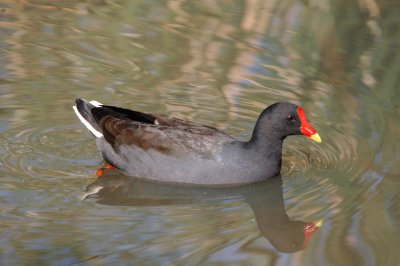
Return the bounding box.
[302,219,323,249]
[297,107,321,143]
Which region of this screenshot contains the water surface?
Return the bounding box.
[0,0,399,265]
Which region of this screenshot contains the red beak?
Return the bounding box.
[297,107,321,143]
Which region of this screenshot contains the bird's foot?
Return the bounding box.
[95,163,114,177]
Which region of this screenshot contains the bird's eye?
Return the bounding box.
[287,115,295,121]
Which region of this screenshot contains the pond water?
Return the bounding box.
[1,0,399,265]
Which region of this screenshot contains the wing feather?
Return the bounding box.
[96,114,235,159]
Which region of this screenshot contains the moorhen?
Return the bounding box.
[73,99,321,185]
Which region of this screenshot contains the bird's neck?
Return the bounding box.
[242,117,286,176]
[245,129,284,161]
[247,124,285,150]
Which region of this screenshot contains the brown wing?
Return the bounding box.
[152,114,200,126]
[92,108,235,159]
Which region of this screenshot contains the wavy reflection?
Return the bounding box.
[83,169,322,253]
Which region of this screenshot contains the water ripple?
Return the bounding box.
[1,123,100,180]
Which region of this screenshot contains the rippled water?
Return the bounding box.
[1,0,400,265]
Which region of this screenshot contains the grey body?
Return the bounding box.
[73,99,308,185]
[96,136,282,185]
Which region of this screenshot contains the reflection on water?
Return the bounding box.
[0,0,400,265]
[84,169,322,254]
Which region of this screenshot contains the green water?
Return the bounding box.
[0,1,399,265]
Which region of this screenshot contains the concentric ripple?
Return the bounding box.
[1,122,100,181]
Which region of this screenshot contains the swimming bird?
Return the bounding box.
[73,99,321,185]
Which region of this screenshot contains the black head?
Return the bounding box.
[250,102,321,143]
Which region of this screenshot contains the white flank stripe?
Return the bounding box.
[72,105,103,138]
[89,100,103,107]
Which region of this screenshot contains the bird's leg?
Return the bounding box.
[95,163,114,177]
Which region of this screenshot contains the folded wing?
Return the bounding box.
[91,105,235,159]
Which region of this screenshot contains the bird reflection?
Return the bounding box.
[82,168,322,253]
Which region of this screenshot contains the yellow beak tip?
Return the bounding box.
[314,218,324,227]
[310,133,321,143]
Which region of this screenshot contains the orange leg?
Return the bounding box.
[95,163,114,177]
